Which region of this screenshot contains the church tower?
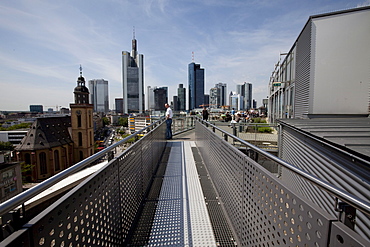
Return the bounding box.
[70,66,94,162]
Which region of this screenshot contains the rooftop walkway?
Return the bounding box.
[128,129,237,246]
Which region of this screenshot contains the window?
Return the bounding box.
[25,153,31,165]
[39,152,47,175]
[77,115,82,127]
[79,151,84,161]
[78,132,83,146]
[54,150,60,171]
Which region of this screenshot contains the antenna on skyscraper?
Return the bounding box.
[133,26,135,39]
[192,51,194,62]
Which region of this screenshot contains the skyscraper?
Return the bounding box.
[177,84,186,111]
[88,79,109,114]
[115,98,123,114]
[154,87,168,111]
[188,62,204,110]
[173,96,178,111]
[215,83,227,107]
[237,82,252,110]
[122,32,144,114]
[209,87,220,108]
[146,86,155,111]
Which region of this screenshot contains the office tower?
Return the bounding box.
[154,87,168,111]
[146,86,155,111]
[122,33,144,114]
[209,87,220,108]
[204,94,209,107]
[253,99,257,109]
[244,83,252,110]
[88,79,109,114]
[237,82,252,110]
[230,93,244,111]
[177,84,186,111]
[215,83,227,107]
[115,98,123,114]
[188,62,205,110]
[173,96,178,111]
[30,105,43,113]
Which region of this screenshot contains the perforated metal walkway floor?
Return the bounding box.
[128,134,237,246]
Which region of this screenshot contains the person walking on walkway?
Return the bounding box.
[165,103,173,140]
[202,107,209,121]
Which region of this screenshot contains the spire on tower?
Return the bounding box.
[79,64,83,76]
[132,27,137,57]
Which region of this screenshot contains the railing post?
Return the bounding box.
[336,199,357,230]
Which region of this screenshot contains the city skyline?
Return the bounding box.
[1,0,369,111]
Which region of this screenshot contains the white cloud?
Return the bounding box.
[1,0,368,110]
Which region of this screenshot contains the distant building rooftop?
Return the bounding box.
[278,116,370,159]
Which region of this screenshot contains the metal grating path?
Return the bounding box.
[147,141,216,246]
[128,140,219,246]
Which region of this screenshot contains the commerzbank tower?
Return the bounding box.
[122,31,144,114]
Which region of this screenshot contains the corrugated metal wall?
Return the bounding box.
[294,21,312,119]
[280,125,370,241]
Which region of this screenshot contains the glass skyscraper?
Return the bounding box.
[237,82,252,110]
[188,62,204,110]
[153,87,168,111]
[88,79,109,113]
[217,83,227,107]
[122,34,144,114]
[177,84,186,111]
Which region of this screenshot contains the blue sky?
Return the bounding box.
[1,0,369,111]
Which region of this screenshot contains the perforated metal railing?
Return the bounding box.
[195,119,370,246]
[0,118,178,246]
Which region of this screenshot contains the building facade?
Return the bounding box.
[216,83,227,107]
[173,96,178,111]
[0,152,22,203]
[15,70,94,182]
[230,93,244,111]
[177,84,186,111]
[0,131,28,145]
[122,35,144,114]
[29,105,43,113]
[15,117,74,182]
[115,98,123,114]
[237,82,252,110]
[154,87,168,111]
[146,86,155,111]
[88,79,109,114]
[209,87,220,108]
[188,62,205,110]
[268,6,370,122]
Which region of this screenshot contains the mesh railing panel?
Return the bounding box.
[2,121,166,247]
[195,121,336,246]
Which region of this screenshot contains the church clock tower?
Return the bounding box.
[70,66,94,162]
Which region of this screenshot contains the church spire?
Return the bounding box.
[74,65,89,104]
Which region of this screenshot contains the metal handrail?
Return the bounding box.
[197,118,370,217]
[0,119,164,216]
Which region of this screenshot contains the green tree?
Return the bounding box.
[0,141,14,151]
[118,117,128,127]
[102,117,110,127]
[0,122,31,131]
[21,162,35,184]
